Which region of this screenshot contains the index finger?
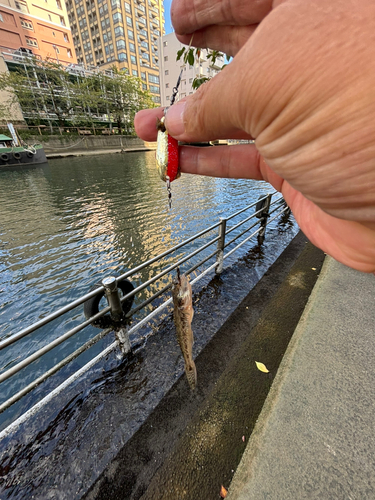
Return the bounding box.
[171,0,273,35]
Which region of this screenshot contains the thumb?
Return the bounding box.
[164,49,254,142]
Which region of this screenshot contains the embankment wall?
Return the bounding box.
[33,135,155,154]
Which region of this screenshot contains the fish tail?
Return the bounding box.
[185,360,197,390]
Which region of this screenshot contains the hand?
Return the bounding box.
[134,0,375,273]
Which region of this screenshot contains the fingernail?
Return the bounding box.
[165,101,186,137]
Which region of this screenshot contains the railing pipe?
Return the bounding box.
[0,286,105,351]
[224,219,260,249]
[115,221,221,283]
[0,305,110,384]
[119,233,221,305]
[0,328,111,414]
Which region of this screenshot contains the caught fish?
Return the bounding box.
[172,268,197,390]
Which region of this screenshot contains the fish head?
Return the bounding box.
[173,272,192,308]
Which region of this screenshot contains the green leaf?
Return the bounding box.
[187,49,195,66]
[176,47,185,61]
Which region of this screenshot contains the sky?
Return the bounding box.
[163,0,173,34]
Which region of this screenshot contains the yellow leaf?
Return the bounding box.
[312,267,317,270]
[255,361,269,373]
[220,485,228,498]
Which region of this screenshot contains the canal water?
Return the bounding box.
[0,151,298,499]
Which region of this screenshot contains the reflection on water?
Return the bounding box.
[0,152,271,336]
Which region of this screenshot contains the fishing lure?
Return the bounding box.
[156,70,183,208]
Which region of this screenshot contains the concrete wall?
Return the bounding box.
[36,134,154,154]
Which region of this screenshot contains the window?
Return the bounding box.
[116,39,125,49]
[113,12,122,23]
[15,0,28,13]
[153,95,160,103]
[126,15,132,26]
[127,29,134,39]
[141,71,146,80]
[149,85,159,93]
[60,16,65,26]
[118,51,127,61]
[132,69,138,76]
[48,14,52,21]
[67,49,72,57]
[148,74,159,84]
[111,0,121,7]
[26,37,38,47]
[64,33,68,42]
[129,42,135,53]
[130,54,136,64]
[56,0,62,9]
[142,52,149,60]
[189,78,193,83]
[114,26,124,36]
[142,83,147,90]
[0,13,3,22]
[165,83,169,88]
[166,95,170,101]
[52,31,56,36]
[164,55,168,61]
[165,69,168,75]
[20,19,33,30]
[124,2,131,13]
[163,41,167,47]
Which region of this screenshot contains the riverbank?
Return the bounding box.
[31,134,156,158]
[84,237,375,499]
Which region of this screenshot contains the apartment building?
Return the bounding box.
[65,0,163,103]
[0,0,76,64]
[158,32,224,107]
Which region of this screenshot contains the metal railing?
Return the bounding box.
[0,192,290,423]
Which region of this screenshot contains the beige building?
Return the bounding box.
[65,0,163,103]
[0,0,76,64]
[158,32,224,107]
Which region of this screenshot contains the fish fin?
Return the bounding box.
[185,361,197,390]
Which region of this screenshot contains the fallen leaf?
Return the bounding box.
[220,485,228,498]
[312,267,317,271]
[255,361,269,373]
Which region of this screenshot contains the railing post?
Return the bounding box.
[258,194,272,244]
[215,218,227,274]
[102,276,131,354]
[102,276,123,322]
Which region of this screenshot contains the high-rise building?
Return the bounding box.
[0,0,76,64]
[65,0,163,103]
[158,32,224,107]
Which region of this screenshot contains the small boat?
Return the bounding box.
[0,124,47,168]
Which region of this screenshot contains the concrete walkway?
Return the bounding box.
[228,257,375,499]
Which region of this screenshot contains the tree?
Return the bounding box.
[0,58,154,134]
[176,47,229,90]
